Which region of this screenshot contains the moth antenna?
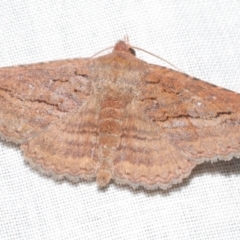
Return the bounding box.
[91,46,114,58]
[131,45,183,72]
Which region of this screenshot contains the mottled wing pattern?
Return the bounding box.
[0,59,90,143]
[113,101,196,190]
[1,40,240,190]
[21,98,99,181]
[141,65,240,163]
[110,54,240,190]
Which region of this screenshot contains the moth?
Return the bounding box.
[0,39,239,190]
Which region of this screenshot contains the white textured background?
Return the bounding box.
[0,1,240,239]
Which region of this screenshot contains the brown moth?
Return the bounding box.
[0,39,239,190]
